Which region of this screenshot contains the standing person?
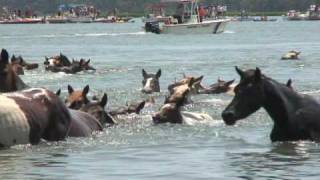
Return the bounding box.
[174,3,184,24]
[198,6,206,22]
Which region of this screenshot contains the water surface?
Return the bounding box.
[1,18,320,179]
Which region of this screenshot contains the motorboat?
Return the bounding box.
[145,0,229,34]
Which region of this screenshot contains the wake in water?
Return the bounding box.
[223,30,235,34]
[0,32,147,39]
[74,31,146,37]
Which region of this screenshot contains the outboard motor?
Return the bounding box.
[145,21,160,34]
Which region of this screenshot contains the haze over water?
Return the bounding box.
[1,18,320,179]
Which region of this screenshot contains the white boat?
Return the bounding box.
[160,18,229,34]
[145,0,229,34]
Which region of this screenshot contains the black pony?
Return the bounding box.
[222,67,320,142]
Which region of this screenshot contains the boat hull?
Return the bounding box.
[160,19,229,34]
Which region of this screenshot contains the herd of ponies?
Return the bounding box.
[0,47,319,149]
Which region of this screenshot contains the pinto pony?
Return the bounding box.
[0,88,71,147]
[141,69,161,94]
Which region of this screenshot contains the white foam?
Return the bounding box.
[223,30,235,34]
[181,111,220,126]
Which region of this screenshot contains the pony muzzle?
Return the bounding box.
[141,88,153,94]
[221,110,237,125]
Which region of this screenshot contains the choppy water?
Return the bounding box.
[1,18,320,179]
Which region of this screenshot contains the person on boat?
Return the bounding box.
[198,6,206,22]
[174,3,184,24]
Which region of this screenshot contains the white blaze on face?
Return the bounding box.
[48,59,55,66]
[0,95,30,147]
[144,78,153,90]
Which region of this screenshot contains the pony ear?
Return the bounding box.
[286,79,292,89]
[45,56,49,61]
[80,59,85,65]
[86,59,90,65]
[67,85,74,94]
[55,89,61,96]
[194,75,204,84]
[217,77,223,83]
[188,77,195,88]
[142,69,147,78]
[83,85,90,96]
[235,66,244,78]
[254,68,262,82]
[225,79,235,87]
[156,69,161,78]
[183,73,187,78]
[164,95,170,104]
[135,101,146,114]
[1,49,9,64]
[100,93,108,107]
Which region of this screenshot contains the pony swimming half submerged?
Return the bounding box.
[0,88,71,147]
[65,85,90,109]
[0,49,28,92]
[153,89,213,124]
[222,67,320,142]
[141,69,161,94]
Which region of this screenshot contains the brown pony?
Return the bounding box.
[10,55,24,75]
[166,76,203,105]
[109,100,146,116]
[65,85,90,109]
[168,75,204,95]
[55,88,105,137]
[0,49,28,92]
[80,93,116,126]
[198,78,236,94]
[11,55,39,70]
[67,109,103,137]
[72,59,96,71]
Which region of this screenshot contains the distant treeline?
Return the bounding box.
[1,0,320,16]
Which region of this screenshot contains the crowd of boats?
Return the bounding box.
[286,4,320,21]
[1,1,319,35]
[0,4,133,24]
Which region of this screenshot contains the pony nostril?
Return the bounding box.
[222,111,236,125]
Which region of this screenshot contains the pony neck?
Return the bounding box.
[262,78,301,127]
